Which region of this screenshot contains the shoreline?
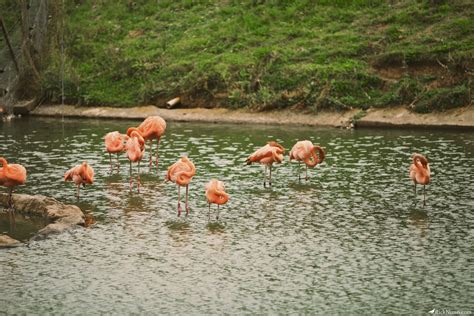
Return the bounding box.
[27,104,474,129]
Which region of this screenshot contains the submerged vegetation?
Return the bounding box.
[32,1,474,111]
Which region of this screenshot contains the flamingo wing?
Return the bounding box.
[105,131,125,153]
[138,116,166,139]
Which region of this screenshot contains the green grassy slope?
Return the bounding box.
[43,0,473,112]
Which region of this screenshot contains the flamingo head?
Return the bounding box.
[413,153,429,167]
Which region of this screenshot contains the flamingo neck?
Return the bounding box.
[315,146,325,163]
[305,146,324,167]
[127,127,141,137]
[0,158,7,167]
[412,154,430,180]
[218,192,229,204]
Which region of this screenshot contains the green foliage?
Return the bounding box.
[41,0,473,111]
[413,84,471,113]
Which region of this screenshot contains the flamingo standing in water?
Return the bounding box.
[205,179,229,221]
[165,156,196,216]
[0,157,27,211]
[135,116,166,171]
[125,128,145,192]
[289,140,325,181]
[104,131,126,172]
[246,141,285,187]
[64,161,94,199]
[409,153,431,206]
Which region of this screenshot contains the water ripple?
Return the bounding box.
[0,118,472,314]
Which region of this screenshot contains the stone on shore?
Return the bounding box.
[0,234,22,248]
[0,193,85,243]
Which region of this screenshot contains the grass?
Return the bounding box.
[40,0,473,112]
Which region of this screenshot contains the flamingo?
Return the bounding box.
[125,128,145,192]
[289,140,325,181]
[64,161,94,199]
[0,157,27,211]
[409,153,431,206]
[104,131,126,173]
[205,179,229,221]
[165,156,196,216]
[135,116,166,170]
[246,141,285,187]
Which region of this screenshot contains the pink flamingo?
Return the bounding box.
[0,157,27,210]
[64,161,94,199]
[205,179,229,220]
[136,116,166,170]
[125,128,145,192]
[409,153,431,206]
[246,141,285,187]
[289,140,325,181]
[104,131,126,172]
[165,156,196,216]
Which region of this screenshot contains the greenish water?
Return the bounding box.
[0,117,473,315]
[0,212,49,241]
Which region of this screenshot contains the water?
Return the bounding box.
[0,117,473,314]
[0,212,49,241]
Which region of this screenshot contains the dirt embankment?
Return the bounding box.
[29,104,474,129]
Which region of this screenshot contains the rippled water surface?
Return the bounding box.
[1,117,473,314]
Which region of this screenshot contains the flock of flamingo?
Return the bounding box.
[1,115,432,221]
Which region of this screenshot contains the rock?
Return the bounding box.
[0,193,85,243]
[0,234,22,248]
[32,223,71,241]
[13,99,37,115]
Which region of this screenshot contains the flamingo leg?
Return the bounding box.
[155,137,161,170]
[8,189,16,227]
[148,140,153,170]
[269,164,273,186]
[177,185,182,217]
[414,183,417,198]
[263,165,267,188]
[185,184,190,216]
[423,185,426,206]
[109,152,113,173]
[298,162,301,182]
[129,160,133,192]
[76,184,80,200]
[7,188,12,209]
[305,164,309,181]
[137,161,141,193]
[217,204,220,220]
[116,153,120,171]
[208,203,211,221]
[7,188,14,212]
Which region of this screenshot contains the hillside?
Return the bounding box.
[38,1,474,112]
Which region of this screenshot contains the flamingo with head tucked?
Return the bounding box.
[205,179,229,220]
[246,141,285,187]
[410,153,431,206]
[125,128,145,192]
[64,161,94,199]
[289,140,325,181]
[136,116,166,171]
[104,131,126,172]
[0,157,27,211]
[165,156,196,216]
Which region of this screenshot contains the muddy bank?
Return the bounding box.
[356,106,474,129]
[29,104,474,129]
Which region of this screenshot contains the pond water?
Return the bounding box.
[0,117,473,314]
